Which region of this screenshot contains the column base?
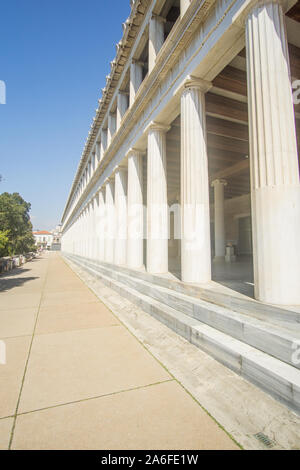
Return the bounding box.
[181,263,211,284]
[252,185,300,305]
[213,256,225,263]
[127,263,145,271]
[225,255,236,263]
[146,263,168,275]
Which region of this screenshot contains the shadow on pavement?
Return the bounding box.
[0,268,39,293]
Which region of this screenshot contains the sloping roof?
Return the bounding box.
[33,231,52,235]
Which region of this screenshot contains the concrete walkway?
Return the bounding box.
[0,252,238,450]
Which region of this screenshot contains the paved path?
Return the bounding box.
[0,252,237,450]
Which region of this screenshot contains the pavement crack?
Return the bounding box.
[14,379,175,417]
[8,258,49,450]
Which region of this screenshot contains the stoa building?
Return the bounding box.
[61,0,300,413]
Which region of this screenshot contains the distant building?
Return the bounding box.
[33,231,53,250]
[33,225,62,251]
[50,224,62,251]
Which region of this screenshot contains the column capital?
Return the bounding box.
[100,186,107,198]
[211,178,227,187]
[183,76,212,93]
[131,58,145,67]
[180,0,191,18]
[235,0,284,27]
[151,13,166,23]
[252,0,284,6]
[118,90,129,96]
[114,163,127,174]
[145,121,171,135]
[111,165,118,178]
[126,147,144,159]
[104,176,114,185]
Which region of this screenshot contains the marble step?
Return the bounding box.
[65,253,300,414]
[76,255,300,370]
[90,258,300,329]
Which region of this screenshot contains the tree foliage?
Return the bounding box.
[0,192,36,256]
[0,230,9,257]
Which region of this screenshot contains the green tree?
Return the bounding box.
[0,230,9,257]
[0,192,36,256]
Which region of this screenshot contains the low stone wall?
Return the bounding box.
[0,252,37,274]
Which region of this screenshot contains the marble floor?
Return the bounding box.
[169,255,254,298]
[212,256,254,298]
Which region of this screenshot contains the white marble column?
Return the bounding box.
[83,210,86,257]
[181,77,212,283]
[98,189,106,261]
[116,92,129,129]
[100,128,107,160]
[78,213,81,256]
[114,167,127,265]
[105,179,115,263]
[93,197,98,259]
[81,211,84,256]
[93,196,98,259]
[76,214,80,256]
[88,201,93,259]
[82,211,86,257]
[127,149,144,269]
[211,179,227,261]
[91,153,95,175]
[149,15,165,72]
[93,193,99,260]
[180,0,190,17]
[107,113,116,148]
[86,204,90,258]
[83,207,87,257]
[130,60,143,107]
[95,141,101,165]
[246,1,300,305]
[146,122,170,274]
[80,212,84,257]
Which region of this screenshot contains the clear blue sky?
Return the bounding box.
[0,0,131,230]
